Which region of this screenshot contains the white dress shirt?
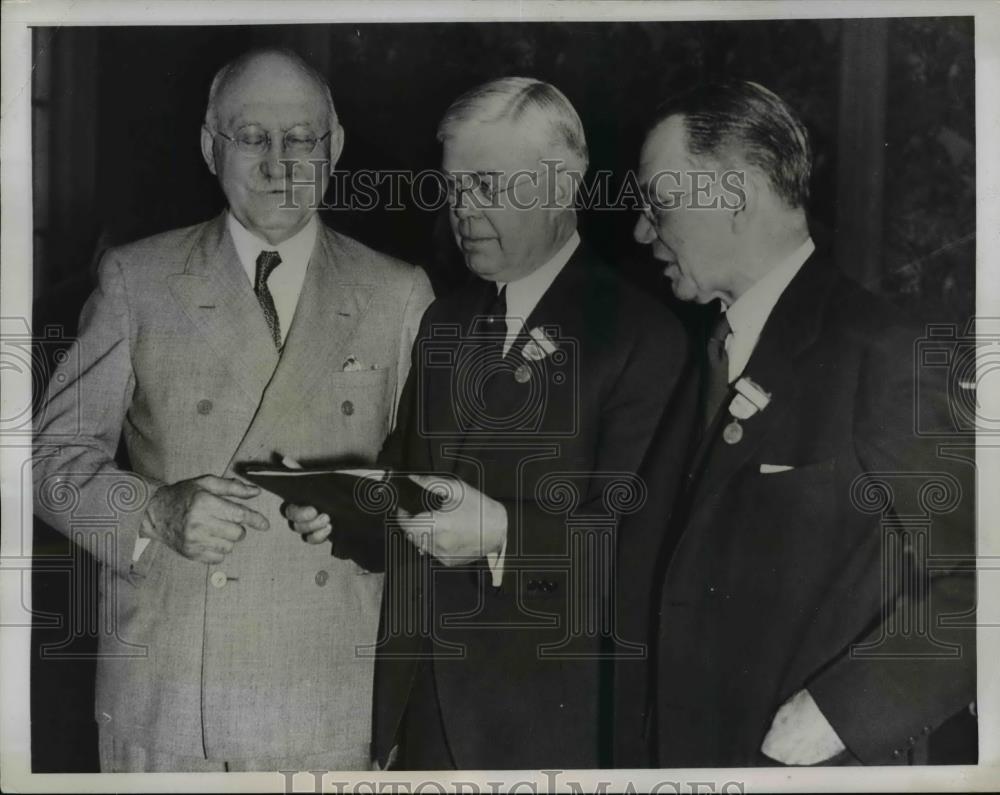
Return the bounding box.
[496,230,580,355]
[486,230,580,585]
[227,212,317,346]
[723,237,815,382]
[133,213,319,562]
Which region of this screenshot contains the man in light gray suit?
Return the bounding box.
[32,47,433,771]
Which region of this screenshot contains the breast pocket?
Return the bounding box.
[327,367,392,458]
[752,457,838,511]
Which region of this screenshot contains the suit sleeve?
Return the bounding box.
[32,252,163,581]
[807,322,975,763]
[498,310,689,561]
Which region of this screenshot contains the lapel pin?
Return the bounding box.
[514,363,532,383]
[723,420,744,445]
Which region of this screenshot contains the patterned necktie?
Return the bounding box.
[703,312,732,428]
[254,250,282,350]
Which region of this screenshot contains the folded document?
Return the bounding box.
[241,465,444,520]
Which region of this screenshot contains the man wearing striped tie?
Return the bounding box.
[33,47,432,771]
[615,80,975,768]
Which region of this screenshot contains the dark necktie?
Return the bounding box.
[703,312,732,428]
[486,284,508,325]
[484,284,508,354]
[254,250,282,350]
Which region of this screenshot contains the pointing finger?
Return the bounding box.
[199,476,261,500]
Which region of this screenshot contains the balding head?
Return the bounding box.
[205,48,337,131]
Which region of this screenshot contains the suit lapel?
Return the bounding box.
[230,225,375,464]
[441,245,595,489]
[686,252,841,512]
[166,213,280,402]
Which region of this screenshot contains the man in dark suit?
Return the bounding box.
[614,80,975,767]
[291,77,687,769]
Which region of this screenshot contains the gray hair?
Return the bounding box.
[437,76,589,173]
[204,47,337,130]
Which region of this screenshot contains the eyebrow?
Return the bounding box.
[443,169,502,177]
[230,120,320,131]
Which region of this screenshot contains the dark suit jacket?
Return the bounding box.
[614,251,975,767]
[372,242,689,769]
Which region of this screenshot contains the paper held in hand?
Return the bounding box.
[240,465,445,520]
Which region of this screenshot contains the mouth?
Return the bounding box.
[654,255,679,277]
[252,186,291,196]
[460,236,497,250]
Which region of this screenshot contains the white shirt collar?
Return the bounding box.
[226,212,318,346]
[226,212,318,286]
[724,236,815,381]
[496,231,580,354]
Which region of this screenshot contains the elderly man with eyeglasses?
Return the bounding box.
[32,47,432,772]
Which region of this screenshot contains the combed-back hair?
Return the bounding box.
[650,80,812,208]
[438,76,589,173]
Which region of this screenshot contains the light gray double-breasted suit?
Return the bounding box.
[33,212,433,767]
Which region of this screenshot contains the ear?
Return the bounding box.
[729,166,759,233]
[200,125,218,176]
[551,164,578,208]
[327,125,345,174]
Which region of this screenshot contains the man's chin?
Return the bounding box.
[666,278,698,304]
[462,251,504,279]
[242,211,312,244]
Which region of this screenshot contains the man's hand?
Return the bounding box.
[396,474,507,566]
[143,475,270,564]
[761,688,847,765]
[284,503,333,544]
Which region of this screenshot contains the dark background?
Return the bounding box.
[29,18,976,771]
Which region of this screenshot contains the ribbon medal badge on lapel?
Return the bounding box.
[515,327,559,383]
[723,376,772,445]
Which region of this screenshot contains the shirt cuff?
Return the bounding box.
[132,510,155,562]
[132,537,151,562]
[485,535,508,587]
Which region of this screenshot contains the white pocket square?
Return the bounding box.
[760,463,794,474]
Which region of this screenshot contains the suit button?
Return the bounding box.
[891,749,901,758]
[315,570,329,586]
[210,571,227,588]
[922,725,932,734]
[341,400,354,416]
[908,736,916,745]
[527,580,539,592]
[197,399,213,415]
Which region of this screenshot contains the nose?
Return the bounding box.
[259,135,287,180]
[451,192,481,221]
[634,212,656,245]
